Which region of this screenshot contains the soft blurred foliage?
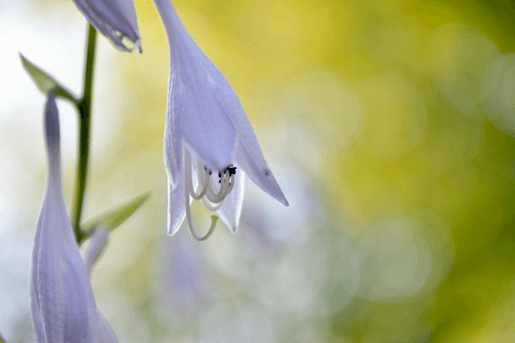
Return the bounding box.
[3,0,515,342]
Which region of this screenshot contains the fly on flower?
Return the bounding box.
[30,94,117,343]
[152,0,288,240]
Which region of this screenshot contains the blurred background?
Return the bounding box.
[2,0,515,341]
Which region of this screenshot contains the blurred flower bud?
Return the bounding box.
[30,94,117,343]
[73,0,141,52]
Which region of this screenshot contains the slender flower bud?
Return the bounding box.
[72,0,141,52]
[30,94,117,343]
[84,228,109,277]
[152,0,288,239]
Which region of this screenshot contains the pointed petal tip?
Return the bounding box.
[134,39,142,53]
[167,226,179,237]
[167,178,186,236]
[227,222,239,234]
[266,181,289,207]
[84,228,109,277]
[72,0,141,54]
[271,191,289,207]
[167,231,177,236]
[166,211,182,236]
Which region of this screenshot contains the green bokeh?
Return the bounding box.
[109,0,515,341]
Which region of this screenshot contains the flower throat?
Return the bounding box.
[184,148,237,240]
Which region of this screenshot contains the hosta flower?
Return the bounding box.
[30,94,117,343]
[72,0,141,52]
[152,0,288,239]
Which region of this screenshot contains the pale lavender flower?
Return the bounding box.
[152,0,288,239]
[72,0,141,52]
[30,94,117,343]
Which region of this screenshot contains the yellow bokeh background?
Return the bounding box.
[3,0,515,342]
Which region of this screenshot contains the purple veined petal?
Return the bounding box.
[112,0,139,37]
[153,0,287,203]
[167,145,204,236]
[163,75,184,189]
[30,192,67,342]
[153,0,288,238]
[217,170,245,233]
[60,249,97,342]
[154,0,236,172]
[72,0,141,52]
[30,95,117,343]
[203,58,288,206]
[175,58,237,172]
[233,138,288,206]
[30,95,98,342]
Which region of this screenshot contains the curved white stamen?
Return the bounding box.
[205,182,219,203]
[201,196,225,211]
[185,149,210,200]
[183,146,238,240]
[184,154,218,241]
[205,170,233,203]
[225,175,235,195]
[206,177,226,203]
[219,173,235,199]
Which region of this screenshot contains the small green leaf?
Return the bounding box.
[19,53,78,103]
[20,53,59,94]
[79,192,150,243]
[0,332,6,343]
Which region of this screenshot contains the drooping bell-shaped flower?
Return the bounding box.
[152,0,289,239]
[72,0,141,52]
[30,94,117,343]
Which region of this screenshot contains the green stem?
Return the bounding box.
[72,24,97,242]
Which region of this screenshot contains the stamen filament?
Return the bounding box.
[185,149,209,200]
[206,179,226,203]
[184,159,219,240]
[182,147,238,240]
[225,175,235,195]
[205,171,232,203]
[189,214,218,241]
[201,196,225,211]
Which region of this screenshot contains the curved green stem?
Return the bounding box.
[72,24,97,242]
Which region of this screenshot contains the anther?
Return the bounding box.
[227,166,237,176]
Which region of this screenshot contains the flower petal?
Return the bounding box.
[154,0,236,171]
[73,0,141,52]
[30,95,99,342]
[217,171,245,233]
[233,138,289,206]
[31,95,119,342]
[84,228,109,277]
[153,0,288,206]
[163,76,184,189]
[167,177,186,236]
